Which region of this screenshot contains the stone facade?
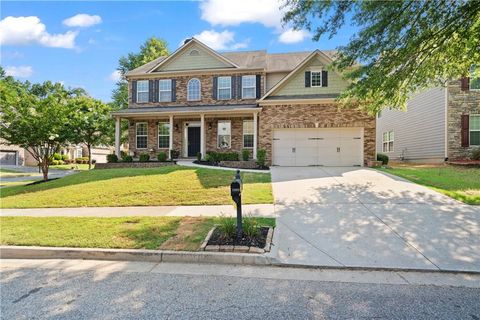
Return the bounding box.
[258,103,376,165]
[447,80,480,160]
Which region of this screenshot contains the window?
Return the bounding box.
[218,76,231,100]
[243,120,254,148]
[158,122,170,148]
[470,65,480,90]
[470,115,480,146]
[382,131,394,153]
[75,148,83,158]
[311,71,322,87]
[159,79,172,102]
[136,122,148,149]
[242,75,256,99]
[187,78,201,101]
[189,49,199,56]
[217,121,231,149]
[137,80,149,103]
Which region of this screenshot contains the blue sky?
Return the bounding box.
[1,1,356,102]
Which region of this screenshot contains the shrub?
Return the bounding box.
[120,150,127,158]
[217,216,236,239]
[51,160,60,165]
[61,154,69,161]
[57,160,64,165]
[170,149,180,160]
[75,157,89,164]
[157,152,167,162]
[377,153,389,165]
[242,216,259,239]
[53,153,62,160]
[471,147,480,160]
[122,155,133,163]
[107,154,118,163]
[205,151,239,162]
[242,149,250,161]
[139,153,150,162]
[196,152,202,162]
[256,149,267,168]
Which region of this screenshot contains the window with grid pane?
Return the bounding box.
[137,80,149,103]
[217,121,231,149]
[311,71,322,87]
[470,65,480,90]
[218,76,231,100]
[187,78,201,101]
[470,115,480,146]
[243,120,254,148]
[136,123,148,149]
[242,75,256,99]
[159,79,171,102]
[158,122,170,148]
[382,130,394,152]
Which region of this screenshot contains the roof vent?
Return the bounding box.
[189,49,199,56]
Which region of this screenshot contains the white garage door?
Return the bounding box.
[273,128,363,166]
[0,151,17,165]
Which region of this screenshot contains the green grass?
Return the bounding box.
[0,166,273,208]
[378,166,480,205]
[0,216,276,250]
[49,164,92,171]
[0,180,40,188]
[0,169,39,178]
[0,168,21,173]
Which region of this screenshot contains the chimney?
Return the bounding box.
[183,38,192,45]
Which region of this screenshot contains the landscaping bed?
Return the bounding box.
[95,161,176,169]
[202,226,273,253]
[194,160,268,170]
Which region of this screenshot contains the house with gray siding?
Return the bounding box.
[376,76,480,162]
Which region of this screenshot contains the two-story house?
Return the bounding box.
[112,38,376,166]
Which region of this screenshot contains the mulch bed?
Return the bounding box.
[193,160,269,170]
[207,227,270,248]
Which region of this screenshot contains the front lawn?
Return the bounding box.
[379,165,480,205]
[0,216,276,250]
[49,164,92,171]
[0,166,273,208]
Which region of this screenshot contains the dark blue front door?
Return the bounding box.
[187,126,201,157]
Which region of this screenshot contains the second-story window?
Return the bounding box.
[470,65,480,90]
[137,80,149,103]
[311,71,322,87]
[242,75,256,99]
[218,76,231,100]
[187,78,201,101]
[159,79,172,102]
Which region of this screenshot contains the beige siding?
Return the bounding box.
[157,43,234,71]
[266,72,288,92]
[272,56,348,96]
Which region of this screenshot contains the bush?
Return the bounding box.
[53,153,62,160]
[242,216,259,239]
[75,157,89,164]
[107,154,118,163]
[139,153,150,162]
[61,154,69,161]
[256,149,267,168]
[242,149,250,161]
[170,149,180,160]
[122,155,133,163]
[157,152,167,162]
[205,151,239,162]
[196,152,202,162]
[51,160,60,165]
[471,147,480,160]
[218,216,236,239]
[57,160,64,165]
[377,153,389,165]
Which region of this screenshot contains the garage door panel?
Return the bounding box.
[0,151,17,165]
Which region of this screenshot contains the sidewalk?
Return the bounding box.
[0,204,275,217]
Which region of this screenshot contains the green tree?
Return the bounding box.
[69,96,113,169]
[282,0,480,113]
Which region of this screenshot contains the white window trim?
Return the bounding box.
[382,130,394,153]
[242,75,256,99]
[136,122,148,149]
[187,78,201,101]
[242,120,254,149]
[158,122,170,149]
[158,79,172,102]
[137,80,149,103]
[217,76,231,100]
[217,120,231,149]
[310,70,322,87]
[470,114,480,146]
[469,65,480,91]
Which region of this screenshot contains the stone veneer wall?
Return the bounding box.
[447,80,480,160]
[258,103,376,165]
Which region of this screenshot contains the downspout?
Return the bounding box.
[444,85,448,161]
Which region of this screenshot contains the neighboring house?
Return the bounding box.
[0,140,26,166]
[112,38,376,166]
[376,76,480,163]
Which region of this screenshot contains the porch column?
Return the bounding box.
[169,115,174,159]
[200,114,205,159]
[253,112,258,160]
[115,117,121,157]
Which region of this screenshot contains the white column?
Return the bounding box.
[115,117,121,157]
[253,112,258,160]
[169,115,174,159]
[200,114,205,159]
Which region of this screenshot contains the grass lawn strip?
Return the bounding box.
[0,216,276,250]
[378,166,480,205]
[49,164,92,171]
[0,166,273,208]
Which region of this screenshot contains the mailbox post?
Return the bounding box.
[230,169,243,241]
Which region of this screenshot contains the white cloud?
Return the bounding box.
[5,65,33,78]
[109,70,121,82]
[63,14,102,28]
[0,16,77,49]
[278,28,310,44]
[192,30,249,50]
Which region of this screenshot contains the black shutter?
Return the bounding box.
[237,75,242,99]
[153,80,159,103]
[256,75,261,98]
[231,76,237,100]
[212,77,218,99]
[461,77,470,91]
[322,71,328,87]
[171,79,176,102]
[148,80,154,102]
[461,114,469,147]
[131,81,137,103]
[305,71,311,87]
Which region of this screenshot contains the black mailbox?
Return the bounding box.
[231,180,241,200]
[231,170,243,241]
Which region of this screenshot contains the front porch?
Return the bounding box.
[112,105,260,160]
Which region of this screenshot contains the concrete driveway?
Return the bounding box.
[269,167,480,272]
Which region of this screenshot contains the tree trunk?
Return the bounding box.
[41,160,49,181]
[88,144,92,170]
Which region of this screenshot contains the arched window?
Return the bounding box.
[187,78,201,101]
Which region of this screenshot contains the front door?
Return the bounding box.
[187,126,201,157]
